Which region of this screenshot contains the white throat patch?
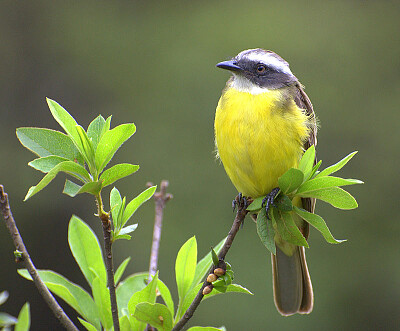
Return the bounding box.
[230,74,270,95]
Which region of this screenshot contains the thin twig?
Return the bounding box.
[0,185,79,331]
[147,180,172,281]
[96,193,120,331]
[172,198,248,331]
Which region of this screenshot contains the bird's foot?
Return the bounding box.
[261,187,280,219]
[232,192,251,212]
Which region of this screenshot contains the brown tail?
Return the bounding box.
[271,245,313,316]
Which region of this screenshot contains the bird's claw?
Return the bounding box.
[261,187,280,219]
[232,192,250,212]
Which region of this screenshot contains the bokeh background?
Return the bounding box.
[1,1,399,330]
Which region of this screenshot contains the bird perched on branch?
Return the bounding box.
[214,48,317,316]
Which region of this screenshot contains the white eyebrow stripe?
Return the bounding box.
[244,52,293,76]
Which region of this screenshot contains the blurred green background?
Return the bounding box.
[1,0,399,330]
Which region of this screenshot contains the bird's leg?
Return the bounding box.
[262,187,280,219]
[232,192,252,211]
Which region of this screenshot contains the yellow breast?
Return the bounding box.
[214,87,310,198]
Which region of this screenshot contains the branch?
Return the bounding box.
[96,193,120,331]
[147,180,172,281]
[0,185,79,331]
[172,197,248,331]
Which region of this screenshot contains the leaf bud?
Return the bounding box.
[202,285,213,295]
[207,273,218,283]
[214,268,225,276]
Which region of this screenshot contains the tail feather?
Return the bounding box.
[272,246,313,316]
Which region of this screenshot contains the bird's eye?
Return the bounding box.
[256,64,267,73]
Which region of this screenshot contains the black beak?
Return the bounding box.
[216,60,242,72]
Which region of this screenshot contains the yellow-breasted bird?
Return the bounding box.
[214,48,317,316]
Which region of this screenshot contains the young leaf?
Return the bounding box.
[46,98,84,150]
[28,156,70,173]
[297,176,363,194]
[278,168,304,194]
[17,269,100,329]
[114,257,131,285]
[119,315,132,331]
[99,163,139,188]
[122,186,157,226]
[92,277,112,330]
[298,145,315,180]
[127,272,158,328]
[0,312,17,326]
[14,302,30,331]
[110,187,123,230]
[256,208,276,255]
[63,179,82,197]
[76,125,96,170]
[188,327,226,331]
[175,236,197,305]
[116,272,148,317]
[118,224,138,236]
[16,127,84,164]
[24,161,91,200]
[309,159,322,179]
[297,187,358,209]
[294,207,346,244]
[315,151,358,178]
[75,181,103,196]
[157,279,175,317]
[87,115,106,152]
[133,303,173,331]
[274,194,293,212]
[211,248,219,266]
[68,216,107,286]
[78,318,98,331]
[274,209,309,247]
[94,123,136,172]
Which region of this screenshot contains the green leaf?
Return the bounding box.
[133,303,173,331]
[316,151,358,178]
[128,272,158,328]
[119,315,132,331]
[76,181,103,196]
[122,186,157,226]
[68,216,107,286]
[297,187,358,209]
[0,312,17,326]
[24,161,91,200]
[309,159,322,179]
[157,279,175,317]
[274,209,309,247]
[100,163,139,188]
[297,176,363,194]
[63,179,82,197]
[76,125,96,171]
[92,277,112,330]
[298,145,315,180]
[118,224,138,236]
[110,187,123,230]
[87,115,106,152]
[278,168,304,194]
[114,257,131,285]
[78,318,98,331]
[116,272,148,317]
[28,156,70,173]
[16,127,84,164]
[192,236,226,290]
[246,196,264,212]
[18,269,100,329]
[274,194,293,212]
[0,291,9,305]
[256,208,276,255]
[175,236,197,305]
[211,248,219,266]
[94,123,136,172]
[294,207,346,244]
[113,234,132,241]
[15,302,30,331]
[46,98,83,153]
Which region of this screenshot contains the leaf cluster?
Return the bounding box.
[248,146,363,254]
[16,99,137,200]
[18,218,251,330]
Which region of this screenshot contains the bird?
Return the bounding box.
[214,48,317,316]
